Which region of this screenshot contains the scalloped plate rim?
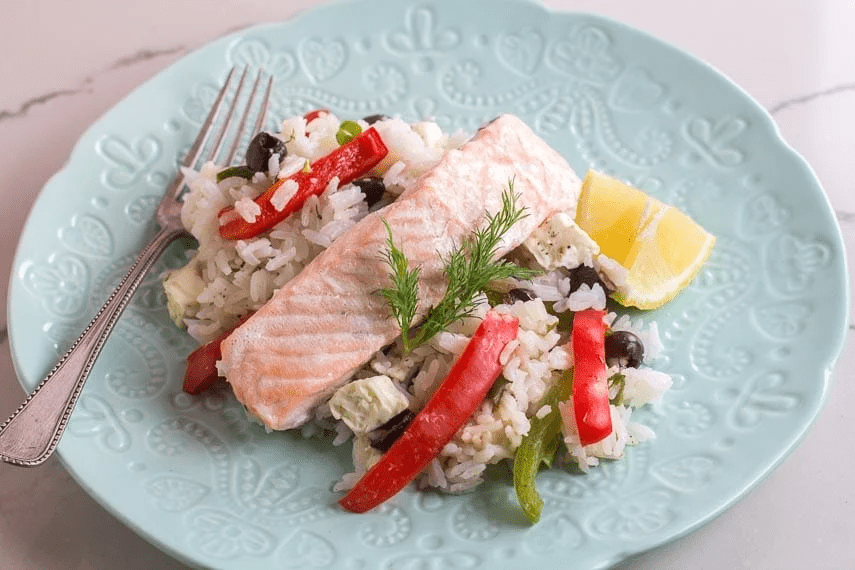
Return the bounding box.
[6,0,850,568]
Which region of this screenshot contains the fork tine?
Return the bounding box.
[164,66,271,205]
[182,66,238,171]
[253,75,274,137]
[163,67,238,202]
[208,66,249,164]
[223,68,266,165]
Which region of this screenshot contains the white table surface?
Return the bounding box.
[1,1,853,568]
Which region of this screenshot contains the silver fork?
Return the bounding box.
[0,66,273,467]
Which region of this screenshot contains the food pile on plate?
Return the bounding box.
[163,110,715,521]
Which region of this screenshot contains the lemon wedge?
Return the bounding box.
[576,170,716,310]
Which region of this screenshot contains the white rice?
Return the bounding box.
[270,179,299,211]
[331,290,670,493]
[171,113,465,343]
[169,110,673,496]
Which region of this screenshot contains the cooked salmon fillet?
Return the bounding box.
[219,114,581,430]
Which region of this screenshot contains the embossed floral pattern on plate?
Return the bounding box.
[7,1,848,569]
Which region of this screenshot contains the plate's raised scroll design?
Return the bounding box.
[496,28,545,76]
[547,26,623,84]
[186,508,277,560]
[96,134,162,189]
[273,63,409,118]
[7,2,846,570]
[299,38,348,83]
[385,5,461,55]
[58,213,113,258]
[21,254,90,318]
[228,38,297,81]
[683,116,747,168]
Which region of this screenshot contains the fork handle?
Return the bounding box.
[0,226,187,466]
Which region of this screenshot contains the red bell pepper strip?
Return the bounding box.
[568,308,611,446]
[303,108,329,124]
[183,313,253,395]
[339,311,519,513]
[218,127,388,240]
[183,338,224,395]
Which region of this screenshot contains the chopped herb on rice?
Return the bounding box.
[167,113,468,343]
[165,111,675,513]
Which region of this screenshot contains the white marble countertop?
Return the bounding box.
[1,1,852,568]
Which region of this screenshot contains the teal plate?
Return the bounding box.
[8,1,849,568]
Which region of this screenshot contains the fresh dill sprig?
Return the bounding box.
[380,180,538,352]
[379,219,421,352]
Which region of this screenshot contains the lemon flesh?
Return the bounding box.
[576,170,716,310]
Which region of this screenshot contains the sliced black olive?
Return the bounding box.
[605,330,644,368]
[245,132,287,173]
[505,288,536,304]
[362,113,387,125]
[368,408,416,453]
[562,265,609,294]
[353,177,386,207]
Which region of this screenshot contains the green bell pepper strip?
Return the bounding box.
[513,367,573,524]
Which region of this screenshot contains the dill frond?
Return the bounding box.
[380,180,538,352]
[379,219,421,353]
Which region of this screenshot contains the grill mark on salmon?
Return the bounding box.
[219,114,581,430]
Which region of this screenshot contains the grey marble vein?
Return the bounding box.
[837,209,855,224]
[770,82,855,115]
[109,46,186,70]
[220,20,260,36]
[1,44,188,124]
[0,89,85,123]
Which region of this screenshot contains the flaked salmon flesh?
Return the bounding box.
[219,114,581,430]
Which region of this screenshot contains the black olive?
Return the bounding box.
[563,265,609,294]
[245,132,287,173]
[368,408,416,453]
[353,177,386,207]
[362,114,387,125]
[505,288,536,304]
[605,331,644,368]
